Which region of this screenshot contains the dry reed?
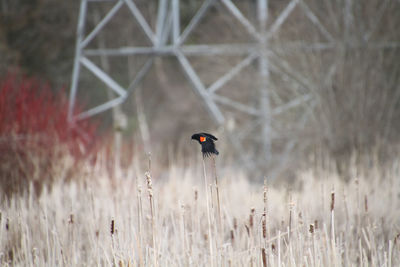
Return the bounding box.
[0,155,399,266]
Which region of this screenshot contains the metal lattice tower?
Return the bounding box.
[69,0,399,175]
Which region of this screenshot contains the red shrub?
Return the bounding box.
[0,71,99,197]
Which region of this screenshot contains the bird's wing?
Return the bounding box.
[201,132,218,141]
[202,140,216,154]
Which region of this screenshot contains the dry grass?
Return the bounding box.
[0,154,399,266]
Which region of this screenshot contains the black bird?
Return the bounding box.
[191,132,219,157]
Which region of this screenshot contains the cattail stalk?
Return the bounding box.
[263,180,269,237]
[288,192,293,241]
[278,230,281,267]
[194,188,201,242]
[212,156,222,234]
[146,169,157,267]
[202,157,214,267]
[331,189,337,267]
[136,175,144,267]
[180,204,187,265]
[355,178,361,229]
[262,179,268,265]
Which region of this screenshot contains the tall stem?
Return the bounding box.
[203,157,214,267]
[212,156,222,232]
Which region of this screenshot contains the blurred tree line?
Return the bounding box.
[0,0,80,85]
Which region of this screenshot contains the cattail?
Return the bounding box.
[309,224,314,234]
[263,180,267,207]
[261,248,267,267]
[394,233,400,244]
[330,189,336,252]
[5,218,9,231]
[145,172,153,198]
[245,225,250,236]
[111,219,115,235]
[69,214,74,224]
[263,179,268,240]
[249,207,255,229]
[145,171,157,267]
[364,195,368,213]
[314,220,318,230]
[230,230,235,244]
[288,193,293,235]
[194,189,198,201]
[262,219,267,239]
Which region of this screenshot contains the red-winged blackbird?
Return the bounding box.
[191,132,219,157]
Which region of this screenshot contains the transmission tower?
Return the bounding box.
[69,0,399,176]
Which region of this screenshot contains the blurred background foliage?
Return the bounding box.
[1,0,400,185]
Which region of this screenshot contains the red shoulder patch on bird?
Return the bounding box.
[200,136,206,142]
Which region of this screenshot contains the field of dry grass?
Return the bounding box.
[1,154,399,266]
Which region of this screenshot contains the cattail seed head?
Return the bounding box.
[145,172,153,197]
[261,248,267,267]
[263,180,268,204]
[309,224,314,234]
[245,224,250,236]
[394,233,400,244]
[111,219,115,235]
[249,207,255,228]
[262,219,267,239]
